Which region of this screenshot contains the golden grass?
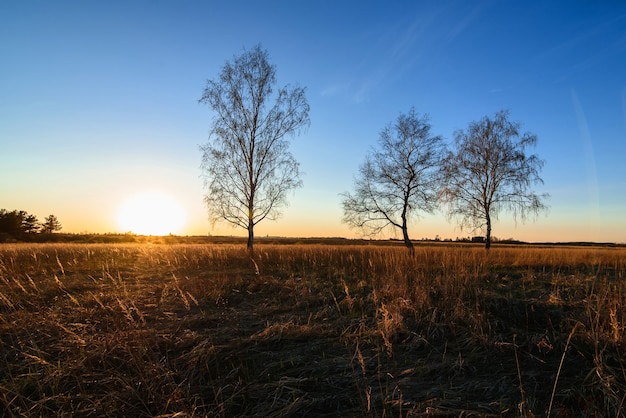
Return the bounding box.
[0,242,625,416]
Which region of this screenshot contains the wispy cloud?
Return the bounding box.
[537,13,626,83]
[347,3,484,104]
[570,89,599,217]
[320,82,351,98]
[442,5,482,44]
[348,12,436,103]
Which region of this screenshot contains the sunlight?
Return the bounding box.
[117,191,186,235]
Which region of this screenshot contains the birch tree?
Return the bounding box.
[199,45,310,252]
[440,110,548,250]
[341,108,445,251]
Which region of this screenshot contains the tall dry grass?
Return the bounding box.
[0,242,624,416]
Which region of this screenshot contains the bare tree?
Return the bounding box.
[341,108,445,251]
[440,110,548,250]
[199,45,310,253]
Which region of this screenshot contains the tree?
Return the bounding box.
[0,209,22,236]
[440,110,548,250]
[22,213,40,234]
[199,45,310,253]
[0,209,39,237]
[42,214,62,234]
[341,108,446,251]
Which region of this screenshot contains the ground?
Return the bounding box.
[1,241,625,416]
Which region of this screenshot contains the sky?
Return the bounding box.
[1,1,625,243]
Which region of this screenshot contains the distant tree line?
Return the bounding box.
[0,209,62,241]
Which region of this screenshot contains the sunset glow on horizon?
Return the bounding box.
[117,191,186,236]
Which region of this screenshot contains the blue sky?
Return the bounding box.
[1,1,625,242]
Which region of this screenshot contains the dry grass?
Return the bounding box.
[0,242,625,417]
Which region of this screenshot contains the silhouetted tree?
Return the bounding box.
[440,110,548,250]
[199,44,310,253]
[0,209,21,236]
[0,209,39,237]
[42,214,62,234]
[341,108,445,251]
[22,213,40,234]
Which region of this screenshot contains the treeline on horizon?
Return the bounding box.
[0,209,62,242]
[0,217,620,247]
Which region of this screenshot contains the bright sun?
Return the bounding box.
[117,191,186,235]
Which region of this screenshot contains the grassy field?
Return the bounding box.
[1,242,625,417]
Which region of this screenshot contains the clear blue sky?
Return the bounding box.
[1,1,625,242]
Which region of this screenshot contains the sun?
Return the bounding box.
[117,191,186,235]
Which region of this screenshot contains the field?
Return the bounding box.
[1,242,625,417]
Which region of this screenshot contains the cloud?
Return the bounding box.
[442,5,483,44]
[536,13,626,83]
[348,3,484,103]
[347,13,434,103]
[570,89,600,219]
[320,82,351,98]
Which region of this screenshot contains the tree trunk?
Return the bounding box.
[485,213,492,251]
[402,225,414,254]
[401,205,414,254]
[247,220,254,254]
